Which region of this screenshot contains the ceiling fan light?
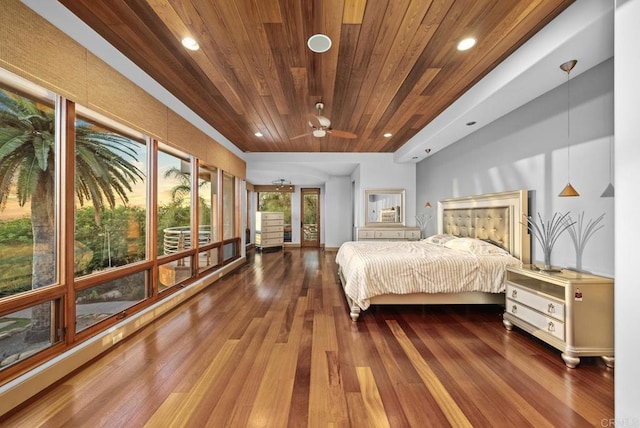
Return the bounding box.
[317,116,331,127]
[313,129,326,138]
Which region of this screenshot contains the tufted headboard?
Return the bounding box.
[438,190,530,262]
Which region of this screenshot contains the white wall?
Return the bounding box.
[354,154,417,229]
[615,0,640,418]
[417,58,615,276]
[324,176,352,248]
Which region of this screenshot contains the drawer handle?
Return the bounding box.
[547,303,555,314]
[547,322,555,332]
[511,305,517,314]
[511,289,518,299]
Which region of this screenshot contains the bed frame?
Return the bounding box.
[340,189,530,321]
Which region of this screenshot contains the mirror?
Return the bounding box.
[364,189,405,226]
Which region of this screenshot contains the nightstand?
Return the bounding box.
[502,265,614,368]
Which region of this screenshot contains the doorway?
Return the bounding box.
[300,188,320,247]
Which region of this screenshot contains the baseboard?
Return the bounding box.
[0,257,246,418]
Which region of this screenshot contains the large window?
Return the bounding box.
[222,172,235,240]
[0,66,244,383]
[0,300,62,369]
[197,164,219,273]
[0,83,62,366]
[73,109,147,277]
[157,145,193,290]
[0,86,58,298]
[157,146,192,256]
[75,271,147,332]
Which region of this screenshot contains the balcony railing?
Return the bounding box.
[163,226,213,255]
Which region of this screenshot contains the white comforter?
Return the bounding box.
[335,240,520,310]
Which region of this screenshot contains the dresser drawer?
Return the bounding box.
[506,298,565,341]
[259,212,283,221]
[405,230,421,240]
[259,230,283,239]
[374,230,404,239]
[260,237,283,246]
[506,283,564,321]
[261,219,284,227]
[256,234,283,246]
[358,230,376,239]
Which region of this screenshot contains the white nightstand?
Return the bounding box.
[502,265,614,368]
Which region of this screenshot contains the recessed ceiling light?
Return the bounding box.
[254,132,263,137]
[466,121,477,126]
[307,34,332,53]
[457,37,476,51]
[181,37,200,51]
[383,133,393,138]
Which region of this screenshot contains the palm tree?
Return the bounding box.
[0,89,144,342]
[163,166,191,205]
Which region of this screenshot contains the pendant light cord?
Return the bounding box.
[566,69,571,183]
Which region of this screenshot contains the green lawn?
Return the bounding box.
[0,317,30,333]
[0,243,33,296]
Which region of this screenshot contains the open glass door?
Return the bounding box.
[301,188,320,247]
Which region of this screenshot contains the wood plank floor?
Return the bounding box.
[1,248,614,427]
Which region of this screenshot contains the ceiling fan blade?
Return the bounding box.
[327,129,357,139]
[289,132,312,140]
[307,114,322,128]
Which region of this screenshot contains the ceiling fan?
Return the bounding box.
[290,102,357,140]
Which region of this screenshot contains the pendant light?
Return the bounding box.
[558,59,579,197]
[601,135,615,197]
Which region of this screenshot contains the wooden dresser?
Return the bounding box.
[503,265,614,368]
[356,226,421,241]
[255,211,284,251]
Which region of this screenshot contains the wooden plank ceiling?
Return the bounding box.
[59,0,574,153]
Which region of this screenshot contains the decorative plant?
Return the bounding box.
[524,212,575,271]
[564,212,605,271]
[415,213,432,239]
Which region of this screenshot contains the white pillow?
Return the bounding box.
[422,234,457,246]
[443,237,509,255]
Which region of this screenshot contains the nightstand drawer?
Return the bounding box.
[506,299,565,341]
[506,283,564,321]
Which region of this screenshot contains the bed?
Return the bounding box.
[336,190,530,321]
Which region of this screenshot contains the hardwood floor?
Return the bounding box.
[1,249,613,427]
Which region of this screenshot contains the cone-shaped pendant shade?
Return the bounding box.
[600,182,615,198]
[559,183,580,197]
